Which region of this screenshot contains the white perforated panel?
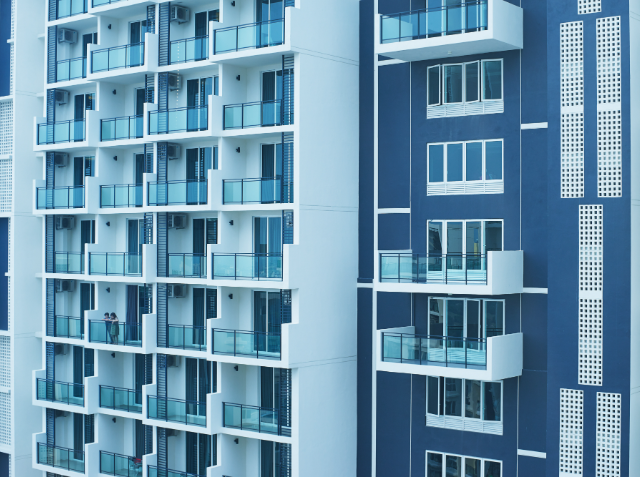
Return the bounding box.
[0,392,10,446]
[0,336,10,447]
[561,113,584,198]
[597,393,621,477]
[0,336,10,388]
[579,298,602,385]
[597,109,622,198]
[560,389,584,476]
[0,159,13,214]
[561,22,584,108]
[578,0,601,15]
[0,101,13,156]
[597,17,621,105]
[579,205,603,294]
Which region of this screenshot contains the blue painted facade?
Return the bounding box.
[0,0,9,97]
[358,0,633,475]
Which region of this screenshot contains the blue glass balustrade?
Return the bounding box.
[100,451,142,477]
[36,378,85,406]
[148,106,208,134]
[92,43,145,72]
[92,0,124,6]
[148,180,208,206]
[57,58,86,82]
[380,253,487,284]
[99,385,142,413]
[223,402,281,435]
[101,115,144,141]
[147,396,207,427]
[100,185,143,208]
[212,329,281,360]
[213,19,284,54]
[37,120,85,145]
[55,316,83,339]
[54,252,84,274]
[168,325,207,351]
[147,466,204,477]
[223,177,282,204]
[212,253,283,280]
[89,320,142,347]
[89,252,142,276]
[170,36,209,64]
[168,254,207,278]
[223,100,282,130]
[381,332,488,368]
[37,443,85,473]
[380,1,488,43]
[37,186,85,209]
[56,0,87,19]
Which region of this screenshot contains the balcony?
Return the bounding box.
[36,442,84,474]
[212,329,281,360]
[376,0,523,62]
[213,19,284,55]
[92,0,123,6]
[37,186,85,209]
[54,316,83,339]
[168,254,207,279]
[223,402,284,436]
[101,115,143,142]
[148,106,208,135]
[147,180,208,206]
[53,252,84,274]
[89,320,142,348]
[378,251,523,295]
[223,177,282,205]
[91,43,145,73]
[212,253,282,281]
[55,0,87,19]
[100,184,143,208]
[100,451,142,477]
[147,396,206,427]
[36,378,84,407]
[99,385,142,414]
[377,326,523,380]
[56,57,86,82]
[37,119,85,145]
[168,325,207,352]
[170,36,209,64]
[89,253,142,277]
[148,466,203,477]
[224,100,282,130]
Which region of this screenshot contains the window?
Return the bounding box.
[427,298,504,339]
[426,451,501,477]
[427,220,503,256]
[427,140,503,195]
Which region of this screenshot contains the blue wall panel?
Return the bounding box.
[378,213,410,251]
[517,455,547,477]
[0,0,10,97]
[357,288,373,477]
[376,371,411,477]
[518,370,547,453]
[377,292,411,330]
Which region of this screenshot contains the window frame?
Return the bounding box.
[481,59,504,101]
[427,297,505,340]
[425,450,503,477]
[426,219,505,256]
[427,65,441,106]
[426,377,503,424]
[442,63,464,105]
[427,59,504,108]
[463,61,480,104]
[427,139,504,186]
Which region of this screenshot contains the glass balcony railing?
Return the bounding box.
[54,252,84,274]
[101,115,143,141]
[168,325,207,351]
[92,43,145,73]
[170,36,209,64]
[223,100,282,130]
[168,254,207,278]
[148,106,208,135]
[37,119,85,145]
[89,252,142,276]
[36,378,84,406]
[57,57,86,82]
[147,466,204,477]
[56,0,87,19]
[37,186,85,209]
[92,0,124,6]
[223,177,282,204]
[100,451,142,477]
[100,184,143,208]
[212,253,283,281]
[381,332,488,368]
[223,402,280,435]
[54,316,83,339]
[99,385,142,414]
[89,320,143,347]
[212,329,281,360]
[380,1,488,44]
[147,396,207,427]
[37,442,85,473]
[148,180,208,206]
[380,253,487,284]
[213,19,284,54]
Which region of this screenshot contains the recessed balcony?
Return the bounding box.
[170,36,209,65]
[53,252,85,275]
[212,329,281,361]
[91,43,145,73]
[54,315,84,340]
[223,177,284,205]
[100,115,144,142]
[212,253,283,281]
[376,0,523,62]
[99,451,142,477]
[89,252,142,277]
[213,19,284,56]
[99,385,142,414]
[223,402,289,437]
[36,186,85,210]
[147,395,207,428]
[223,100,284,130]
[100,184,143,209]
[56,57,87,83]
[148,180,208,207]
[88,320,142,348]
[36,377,84,407]
[54,0,88,20]
[147,465,202,477]
[148,106,208,136]
[167,324,207,352]
[37,119,85,145]
[36,442,85,474]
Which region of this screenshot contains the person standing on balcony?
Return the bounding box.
[103,312,112,344]
[110,313,120,345]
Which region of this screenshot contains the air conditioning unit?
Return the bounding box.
[55,215,75,230]
[167,355,181,367]
[54,343,69,355]
[58,28,78,44]
[55,90,70,105]
[167,143,181,160]
[170,6,190,23]
[168,73,181,91]
[55,279,76,293]
[166,429,180,437]
[168,214,187,230]
[53,152,68,167]
[54,410,70,418]
[167,284,186,298]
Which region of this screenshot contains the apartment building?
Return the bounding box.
[27,1,359,477]
[357,0,640,476]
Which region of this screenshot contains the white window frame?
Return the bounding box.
[425,451,503,477]
[427,139,504,186]
[463,61,480,103]
[426,219,505,256]
[426,377,503,423]
[481,58,504,101]
[428,59,503,107]
[442,63,464,105]
[427,65,441,106]
[427,297,505,339]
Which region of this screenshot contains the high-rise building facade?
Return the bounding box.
[357,1,639,476]
[25,1,359,477]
